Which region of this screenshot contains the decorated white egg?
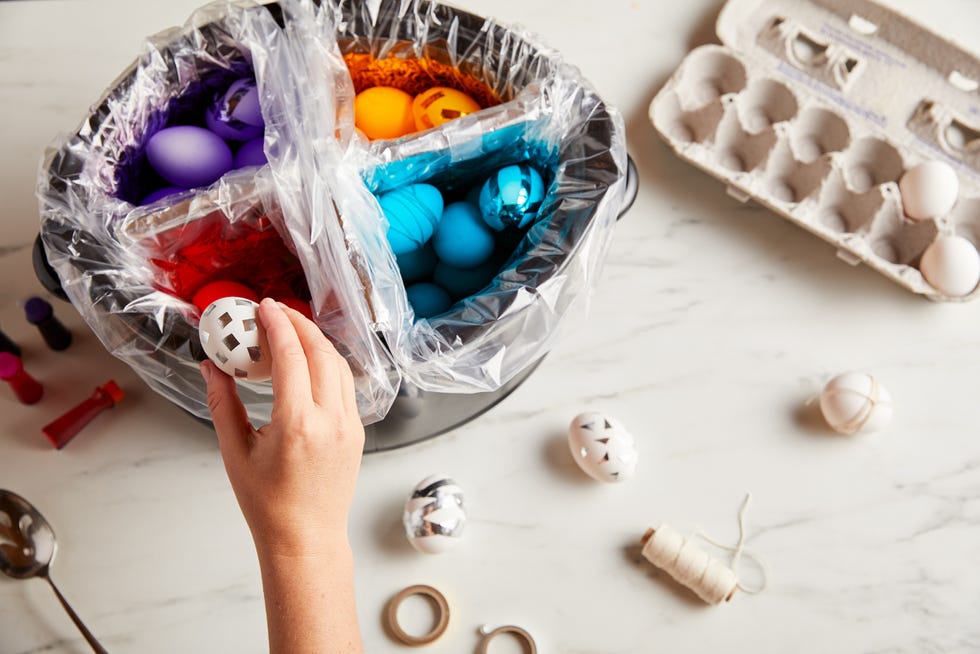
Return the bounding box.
[819,372,893,435]
[402,474,466,554]
[568,412,638,482]
[198,297,272,382]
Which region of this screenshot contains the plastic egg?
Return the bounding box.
[819,372,893,435]
[479,163,546,231]
[146,126,233,189]
[403,474,466,554]
[412,87,482,131]
[234,137,267,169]
[433,260,498,299]
[192,281,259,313]
[198,297,271,382]
[378,184,444,255]
[396,244,438,283]
[433,202,495,268]
[354,86,417,140]
[568,412,638,482]
[206,78,264,141]
[919,235,980,297]
[406,283,452,319]
[899,160,959,220]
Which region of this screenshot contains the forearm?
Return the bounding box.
[257,539,363,654]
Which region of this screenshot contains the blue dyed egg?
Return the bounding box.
[406,282,453,319]
[433,202,495,269]
[396,243,438,283]
[146,126,233,189]
[433,260,498,299]
[234,137,267,168]
[378,184,444,255]
[479,163,546,231]
[206,78,264,141]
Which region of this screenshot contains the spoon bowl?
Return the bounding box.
[0,489,57,580]
[0,489,107,653]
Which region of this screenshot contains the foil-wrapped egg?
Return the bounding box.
[568,412,638,482]
[478,163,546,231]
[403,474,466,554]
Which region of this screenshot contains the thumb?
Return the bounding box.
[201,361,252,460]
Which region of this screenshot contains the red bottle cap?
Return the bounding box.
[42,380,125,449]
[0,352,44,405]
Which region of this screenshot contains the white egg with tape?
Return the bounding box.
[198,297,272,382]
[568,412,638,482]
[819,372,893,435]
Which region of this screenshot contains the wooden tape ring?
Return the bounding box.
[477,625,537,653]
[386,584,450,646]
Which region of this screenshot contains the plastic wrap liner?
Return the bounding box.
[317,0,630,392]
[37,0,628,427]
[36,0,399,425]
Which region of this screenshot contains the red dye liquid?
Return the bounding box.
[150,213,311,307]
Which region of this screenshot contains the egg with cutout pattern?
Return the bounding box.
[198,297,271,382]
[412,87,482,131]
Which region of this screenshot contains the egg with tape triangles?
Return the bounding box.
[568,412,638,482]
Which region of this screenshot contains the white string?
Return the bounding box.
[694,494,768,594]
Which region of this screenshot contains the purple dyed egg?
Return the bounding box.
[233,137,267,169]
[206,78,264,141]
[145,126,233,189]
[140,186,187,205]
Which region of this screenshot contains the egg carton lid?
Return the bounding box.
[652,0,980,300]
[717,0,980,151]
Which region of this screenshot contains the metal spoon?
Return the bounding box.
[0,489,108,653]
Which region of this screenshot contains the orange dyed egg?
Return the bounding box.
[354,86,417,140]
[412,87,482,131]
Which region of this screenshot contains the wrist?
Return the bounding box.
[254,530,352,564]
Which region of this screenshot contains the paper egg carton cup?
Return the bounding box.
[650,0,980,301]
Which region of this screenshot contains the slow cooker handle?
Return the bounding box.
[33,234,69,302]
[618,155,638,220]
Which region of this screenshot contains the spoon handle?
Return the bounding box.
[45,576,109,654]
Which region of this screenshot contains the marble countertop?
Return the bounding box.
[2,1,980,652]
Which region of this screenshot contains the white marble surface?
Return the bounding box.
[2,0,980,652]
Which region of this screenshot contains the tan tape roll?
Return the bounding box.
[385,584,450,646]
[477,624,537,653]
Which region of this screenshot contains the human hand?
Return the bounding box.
[201,298,365,558]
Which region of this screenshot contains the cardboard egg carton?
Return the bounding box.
[650,0,980,300]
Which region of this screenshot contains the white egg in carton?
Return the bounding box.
[650,0,980,300]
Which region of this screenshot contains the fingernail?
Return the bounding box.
[200,361,212,383]
[276,301,289,311]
